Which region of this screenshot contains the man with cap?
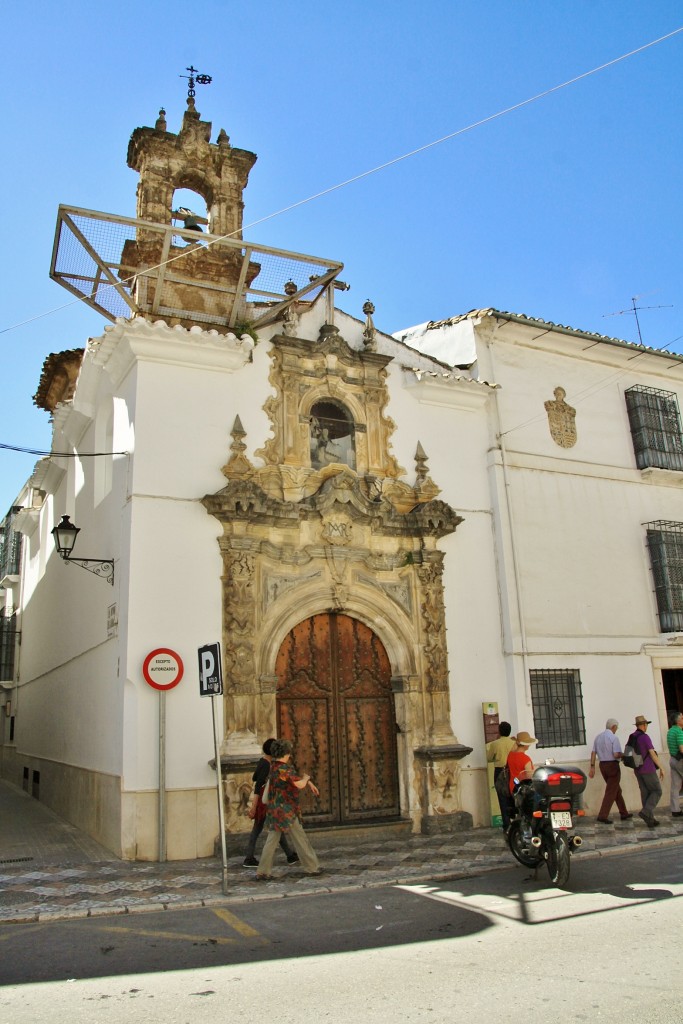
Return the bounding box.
[588,718,632,824]
[627,715,665,827]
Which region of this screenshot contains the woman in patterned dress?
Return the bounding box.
[255,739,322,880]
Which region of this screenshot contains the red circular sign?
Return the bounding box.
[143,648,184,691]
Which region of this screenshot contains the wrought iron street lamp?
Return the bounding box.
[51,515,114,586]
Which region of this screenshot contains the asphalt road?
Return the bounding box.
[1,845,681,1022]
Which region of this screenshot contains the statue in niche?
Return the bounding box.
[544,386,577,448]
[309,400,356,470]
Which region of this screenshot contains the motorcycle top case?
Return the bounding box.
[531,765,587,797]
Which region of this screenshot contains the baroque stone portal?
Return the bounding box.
[203,323,471,834]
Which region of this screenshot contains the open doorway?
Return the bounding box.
[662,668,683,715]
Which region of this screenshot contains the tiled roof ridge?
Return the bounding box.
[425,308,682,361]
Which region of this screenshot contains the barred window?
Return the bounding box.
[0,506,23,580]
[530,669,586,747]
[0,613,18,682]
[645,521,683,633]
[625,385,683,472]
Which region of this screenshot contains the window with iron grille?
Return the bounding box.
[530,669,586,747]
[644,521,683,633]
[0,506,23,580]
[0,613,18,681]
[624,385,683,472]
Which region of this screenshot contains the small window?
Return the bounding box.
[530,669,586,747]
[644,521,683,633]
[310,401,356,470]
[625,385,683,472]
[0,612,18,681]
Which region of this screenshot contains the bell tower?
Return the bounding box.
[50,83,343,334]
[120,94,259,330]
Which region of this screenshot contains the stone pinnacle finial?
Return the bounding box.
[221,415,254,480]
[363,300,376,351]
[415,441,428,485]
[155,108,167,131]
[216,128,230,148]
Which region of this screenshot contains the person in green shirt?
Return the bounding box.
[666,710,683,817]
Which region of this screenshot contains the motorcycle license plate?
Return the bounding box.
[550,811,572,829]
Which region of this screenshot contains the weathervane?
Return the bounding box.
[179,66,212,101]
[603,294,673,346]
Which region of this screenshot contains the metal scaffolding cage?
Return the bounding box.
[50,206,344,330]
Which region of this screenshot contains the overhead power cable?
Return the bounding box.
[0,443,128,457]
[1,26,682,338]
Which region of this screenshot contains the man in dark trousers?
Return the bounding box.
[629,715,665,828]
[588,718,632,824]
[486,721,516,829]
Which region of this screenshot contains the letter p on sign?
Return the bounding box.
[198,642,223,696]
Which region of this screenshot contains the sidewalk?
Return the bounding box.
[1,779,682,923]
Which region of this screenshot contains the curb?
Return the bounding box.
[1,834,681,924]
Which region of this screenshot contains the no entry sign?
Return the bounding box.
[143,648,184,690]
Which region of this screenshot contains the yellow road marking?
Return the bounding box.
[212,908,269,942]
[95,925,237,945]
[91,910,269,947]
[0,924,44,942]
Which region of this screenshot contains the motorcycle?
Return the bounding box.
[506,762,587,887]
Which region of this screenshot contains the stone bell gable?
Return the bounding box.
[126,99,257,237]
[121,98,260,330]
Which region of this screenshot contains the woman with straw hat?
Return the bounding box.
[506,730,538,794]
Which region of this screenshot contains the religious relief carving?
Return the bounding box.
[355,571,413,616]
[429,761,462,813]
[262,569,322,612]
[325,546,351,609]
[222,549,257,694]
[544,386,577,448]
[417,557,449,693]
[320,514,354,546]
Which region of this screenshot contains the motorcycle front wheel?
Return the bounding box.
[507,820,542,868]
[546,832,570,887]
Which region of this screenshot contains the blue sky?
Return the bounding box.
[2,1,682,513]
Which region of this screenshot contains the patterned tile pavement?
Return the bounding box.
[1,779,682,923]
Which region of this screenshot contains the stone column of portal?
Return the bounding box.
[413,553,473,832]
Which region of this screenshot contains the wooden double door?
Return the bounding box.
[275,613,400,825]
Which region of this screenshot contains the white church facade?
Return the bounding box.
[1,98,682,860]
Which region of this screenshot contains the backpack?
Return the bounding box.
[622,732,644,770]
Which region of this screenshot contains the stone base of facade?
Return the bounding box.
[0,749,122,856]
[420,810,474,834]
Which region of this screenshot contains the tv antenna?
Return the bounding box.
[603,294,672,346]
[180,66,212,101]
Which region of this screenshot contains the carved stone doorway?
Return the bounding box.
[275,612,400,825]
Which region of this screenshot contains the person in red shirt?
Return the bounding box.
[507,731,538,793]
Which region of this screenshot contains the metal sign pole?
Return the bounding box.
[211,693,229,894]
[159,690,166,862]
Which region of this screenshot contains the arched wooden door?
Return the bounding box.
[275,613,400,825]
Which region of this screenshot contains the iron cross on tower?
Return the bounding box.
[179,66,212,100]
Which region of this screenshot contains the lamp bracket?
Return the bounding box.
[64,556,115,587]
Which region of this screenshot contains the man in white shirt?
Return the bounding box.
[588,718,633,824]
